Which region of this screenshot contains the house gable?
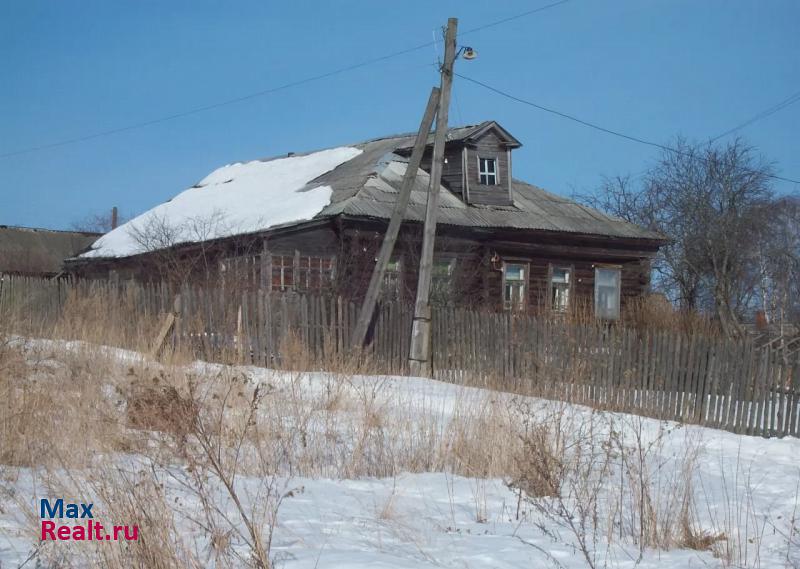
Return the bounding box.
[413,121,520,206]
[462,128,514,206]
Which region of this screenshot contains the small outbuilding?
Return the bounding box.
[0,225,100,277]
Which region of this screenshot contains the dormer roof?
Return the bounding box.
[395,121,522,150]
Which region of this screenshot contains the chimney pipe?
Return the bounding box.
[111,206,119,230]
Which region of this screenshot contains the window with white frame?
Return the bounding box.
[503,262,527,310]
[478,157,498,185]
[550,266,571,312]
[594,267,621,320]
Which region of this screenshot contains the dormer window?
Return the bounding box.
[478,157,498,185]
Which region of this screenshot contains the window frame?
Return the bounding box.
[431,257,456,305]
[478,156,499,186]
[594,265,622,320]
[295,255,335,292]
[502,260,528,311]
[269,254,334,292]
[271,254,294,292]
[548,264,573,313]
[382,258,403,300]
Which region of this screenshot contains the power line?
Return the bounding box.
[0,43,436,159]
[0,0,571,160]
[455,72,800,186]
[709,89,800,143]
[460,0,571,35]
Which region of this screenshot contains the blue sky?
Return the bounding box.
[1,0,798,229]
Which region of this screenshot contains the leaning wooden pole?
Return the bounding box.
[351,87,441,350]
[408,17,458,377]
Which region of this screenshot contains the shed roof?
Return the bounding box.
[0,226,100,275]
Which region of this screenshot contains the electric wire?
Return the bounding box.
[709,89,800,143]
[0,0,571,159]
[455,72,800,185]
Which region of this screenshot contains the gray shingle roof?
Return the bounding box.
[306,126,664,241]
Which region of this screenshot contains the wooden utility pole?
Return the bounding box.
[408,18,458,377]
[351,87,441,349]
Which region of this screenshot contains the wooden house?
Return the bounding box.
[67,121,666,319]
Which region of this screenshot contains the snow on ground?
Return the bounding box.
[80,146,361,259]
[2,467,713,569]
[1,341,799,568]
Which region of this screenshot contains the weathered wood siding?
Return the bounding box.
[481,255,651,314]
[419,144,466,199]
[338,222,656,315]
[465,131,513,206]
[70,218,658,318]
[417,129,515,204]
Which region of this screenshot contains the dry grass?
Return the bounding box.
[0,339,130,468]
[0,287,783,568]
[507,404,732,569]
[623,294,720,336]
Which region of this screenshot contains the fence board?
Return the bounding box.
[3,274,799,438]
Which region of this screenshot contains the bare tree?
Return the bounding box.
[126,211,235,287]
[754,195,800,329]
[70,210,128,233]
[576,173,704,311]
[577,138,784,337]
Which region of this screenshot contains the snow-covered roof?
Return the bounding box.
[78,122,663,260]
[80,147,361,259]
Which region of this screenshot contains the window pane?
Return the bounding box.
[503,263,526,310]
[505,264,524,281]
[594,268,620,319]
[596,268,619,287]
[433,259,453,276]
[552,286,569,311]
[383,260,402,300]
[551,267,571,311]
[431,259,455,305]
[479,158,498,186]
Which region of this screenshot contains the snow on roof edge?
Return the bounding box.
[79,146,362,260]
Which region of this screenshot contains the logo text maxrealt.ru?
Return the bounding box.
[39,498,138,542]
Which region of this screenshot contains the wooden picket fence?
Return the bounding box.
[2,274,799,438]
[431,306,800,438]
